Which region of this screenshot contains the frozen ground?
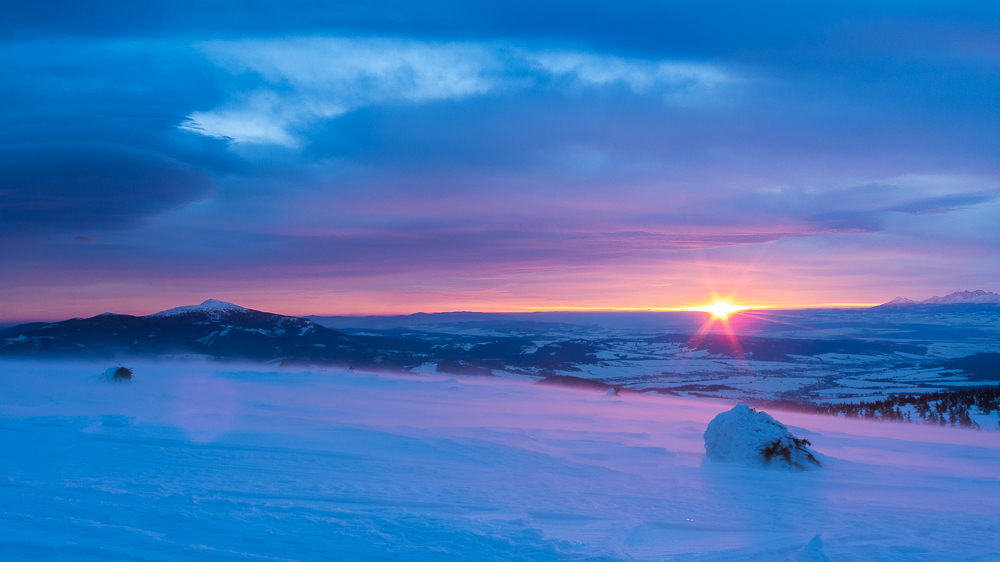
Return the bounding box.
[2,360,999,561]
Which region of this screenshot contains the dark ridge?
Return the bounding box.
[536,375,612,392]
[436,359,494,377]
[935,353,1000,382]
[643,388,679,396]
[522,342,600,371]
[648,334,927,361]
[0,308,421,369]
[0,304,599,374]
[645,384,737,393]
[0,322,49,337]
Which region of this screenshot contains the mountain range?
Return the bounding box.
[0,299,393,366]
[2,295,997,387]
[876,290,1000,307]
[0,299,595,373]
[0,291,1000,401]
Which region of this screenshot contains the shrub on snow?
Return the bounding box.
[103,366,133,382]
[704,404,821,470]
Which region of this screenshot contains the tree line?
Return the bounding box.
[754,384,1000,430]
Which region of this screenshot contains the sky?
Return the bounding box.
[2,1,1000,321]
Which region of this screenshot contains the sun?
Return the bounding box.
[692,300,749,320]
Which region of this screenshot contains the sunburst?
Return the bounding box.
[691,300,749,320]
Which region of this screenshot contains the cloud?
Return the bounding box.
[804,211,885,233]
[778,176,1000,234]
[885,191,1000,215]
[527,50,729,100]
[4,14,1000,315]
[180,37,731,147]
[0,144,215,233]
[180,38,502,147]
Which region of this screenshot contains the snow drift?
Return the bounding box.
[705,404,821,470]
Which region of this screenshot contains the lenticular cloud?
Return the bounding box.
[181,37,731,146]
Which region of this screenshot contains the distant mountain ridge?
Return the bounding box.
[2,299,994,387]
[876,290,1000,308]
[0,300,600,373]
[0,299,415,367]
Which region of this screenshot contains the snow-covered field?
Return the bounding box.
[313,306,1000,404]
[2,360,999,561]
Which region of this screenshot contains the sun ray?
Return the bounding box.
[661,298,758,383]
[738,309,891,346]
[717,316,750,373]
[736,310,820,332]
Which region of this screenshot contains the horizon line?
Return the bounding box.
[1,301,884,325]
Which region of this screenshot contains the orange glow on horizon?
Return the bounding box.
[0,279,883,323]
[475,301,878,315]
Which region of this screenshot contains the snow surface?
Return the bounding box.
[2,359,999,561]
[704,405,821,470]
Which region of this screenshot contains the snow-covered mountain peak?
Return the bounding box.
[881,297,917,306]
[149,299,252,318]
[922,290,1000,305]
[877,290,1000,307]
[196,299,246,311]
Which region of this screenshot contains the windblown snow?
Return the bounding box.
[1,359,998,561]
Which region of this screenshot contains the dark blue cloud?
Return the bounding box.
[0,144,215,232]
[887,192,1000,215]
[0,39,240,241]
[805,211,885,233]
[6,1,1000,58]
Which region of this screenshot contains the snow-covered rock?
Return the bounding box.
[704,405,821,470]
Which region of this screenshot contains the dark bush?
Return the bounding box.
[761,437,821,469]
[113,366,133,382]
